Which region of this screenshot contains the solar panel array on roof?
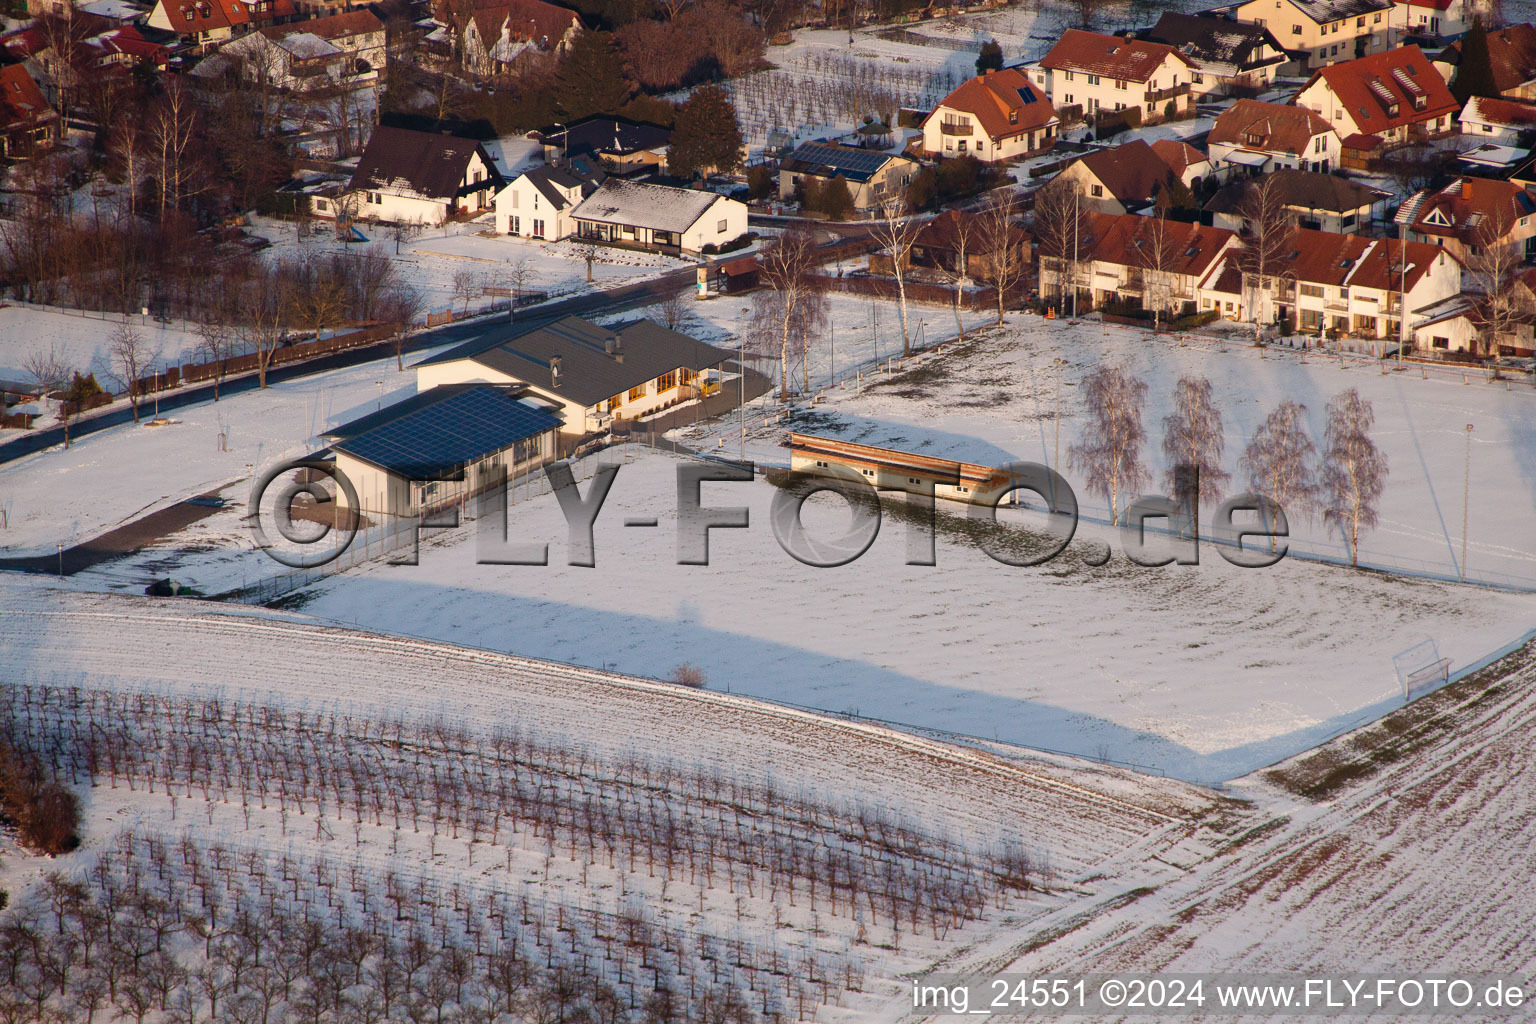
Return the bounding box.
[1017,87,1037,104]
[785,142,889,177]
[331,386,562,479]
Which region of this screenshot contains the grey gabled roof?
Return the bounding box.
[544,117,671,158]
[1144,13,1285,73]
[349,126,502,201]
[570,179,722,233]
[415,315,733,408]
[518,164,604,212]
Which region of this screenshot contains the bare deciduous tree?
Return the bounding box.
[1032,176,1092,314]
[22,345,68,411]
[942,212,976,342]
[233,269,291,389]
[1235,176,1294,340]
[1320,388,1387,566]
[389,217,423,256]
[977,189,1025,325]
[1068,363,1149,525]
[1241,399,1318,551]
[1465,220,1530,358]
[451,269,480,316]
[106,323,157,423]
[381,282,425,370]
[751,223,827,399]
[1132,212,1183,330]
[503,255,534,321]
[658,288,691,331]
[871,196,921,355]
[1160,376,1229,538]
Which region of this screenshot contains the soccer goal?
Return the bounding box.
[1393,639,1451,702]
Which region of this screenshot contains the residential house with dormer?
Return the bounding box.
[920,68,1059,161]
[1023,29,1196,124]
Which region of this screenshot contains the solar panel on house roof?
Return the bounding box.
[791,142,887,174]
[332,386,562,479]
[1018,87,1037,104]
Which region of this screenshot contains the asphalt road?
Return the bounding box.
[0,265,700,466]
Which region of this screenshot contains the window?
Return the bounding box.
[1114,79,1126,90]
[1091,184,1103,197]
[1293,24,1302,34]
[1063,70,1074,81]
[532,218,544,237]
[1483,124,1494,133]
[656,371,678,392]
[1192,72,1204,84]
[1087,74,1100,85]
[717,219,727,233]
[1432,336,1449,349]
[1301,283,1324,298]
[628,384,646,402]
[1374,13,1382,22]
[908,477,920,485]
[511,191,518,208]
[1008,110,1018,124]
[1356,17,1363,27]
[510,215,520,234]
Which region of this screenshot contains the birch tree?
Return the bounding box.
[1068,364,1149,524]
[195,313,236,401]
[977,189,1024,324]
[1133,212,1182,330]
[234,269,290,389]
[942,212,977,342]
[1160,375,1229,538]
[1240,399,1318,551]
[1320,388,1388,566]
[1465,220,1529,358]
[1235,176,1293,340]
[871,195,920,355]
[1032,176,1091,313]
[752,223,826,400]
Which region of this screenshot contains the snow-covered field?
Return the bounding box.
[0,304,206,387]
[0,340,450,556]
[5,311,1536,784]
[249,216,695,313]
[0,585,1221,1024]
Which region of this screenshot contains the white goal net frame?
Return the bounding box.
[1394,639,1450,702]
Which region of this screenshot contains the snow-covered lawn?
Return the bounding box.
[0,341,450,556]
[0,303,206,386]
[248,215,696,313]
[282,446,1536,785]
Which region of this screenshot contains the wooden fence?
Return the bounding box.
[177,322,402,387]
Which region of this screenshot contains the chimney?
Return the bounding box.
[605,334,623,362]
[550,356,562,386]
[1461,178,1472,200]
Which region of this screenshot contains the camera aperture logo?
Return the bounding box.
[249,455,1290,572]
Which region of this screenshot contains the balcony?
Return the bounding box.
[1324,299,1350,312]
[1144,83,1190,104]
[939,121,973,136]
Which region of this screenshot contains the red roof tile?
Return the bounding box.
[1083,212,1236,278]
[1400,177,1536,245]
[1302,45,1456,136]
[1209,98,1335,155]
[1441,23,1536,95]
[0,63,57,133]
[1040,29,1193,83]
[927,68,1058,140]
[156,0,252,34]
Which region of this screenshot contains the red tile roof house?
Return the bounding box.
[1394,177,1536,263]
[1203,228,1461,339]
[1054,138,1199,215]
[1037,211,1239,318]
[147,0,252,48]
[455,0,581,76]
[1207,98,1342,177]
[1293,45,1457,153]
[1023,29,1196,127]
[0,63,60,158]
[1432,22,1536,100]
[920,68,1059,162]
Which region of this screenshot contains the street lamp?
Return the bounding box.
[738,307,750,462]
[551,122,567,165]
[1461,423,1473,582]
[375,380,383,411]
